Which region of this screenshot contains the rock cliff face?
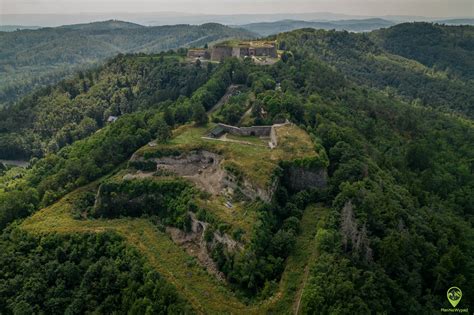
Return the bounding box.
[222,172,278,203]
[285,165,328,191]
[132,150,278,203]
[166,213,242,282]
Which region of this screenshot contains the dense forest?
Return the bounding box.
[0,228,191,314]
[0,22,473,313]
[0,52,212,159]
[275,23,474,118]
[0,21,255,106]
[371,22,474,80]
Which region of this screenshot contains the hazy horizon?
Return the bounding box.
[2,0,473,16]
[1,0,473,28]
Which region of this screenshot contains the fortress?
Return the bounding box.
[208,121,290,149]
[187,41,278,62]
[187,48,210,59]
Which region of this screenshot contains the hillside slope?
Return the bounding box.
[277,23,474,117]
[19,181,329,313]
[0,52,212,159]
[0,21,255,106]
[371,22,474,80]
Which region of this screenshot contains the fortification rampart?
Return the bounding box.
[217,123,273,137]
[210,42,278,61]
[187,49,209,59]
[269,125,278,147]
[254,46,277,58]
[211,46,233,61]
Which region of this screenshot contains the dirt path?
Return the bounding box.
[294,265,310,314]
[208,84,242,113]
[243,205,327,314]
[292,207,325,314]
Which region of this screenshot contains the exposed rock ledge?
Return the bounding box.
[166,213,242,282]
[133,150,278,202]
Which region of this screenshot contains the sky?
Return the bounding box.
[1,0,473,17]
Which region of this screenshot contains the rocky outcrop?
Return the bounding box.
[222,171,278,203]
[133,150,278,202]
[285,166,328,191]
[166,213,243,282]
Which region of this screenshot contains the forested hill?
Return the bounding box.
[0,52,212,159]
[370,22,474,80]
[238,18,395,36]
[0,21,255,106]
[276,23,474,117]
[0,23,472,314]
[1,22,473,160]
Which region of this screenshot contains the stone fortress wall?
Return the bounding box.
[269,124,278,147]
[187,49,210,59]
[217,123,273,137]
[210,46,234,61]
[216,121,289,149]
[253,46,278,58]
[210,41,278,61]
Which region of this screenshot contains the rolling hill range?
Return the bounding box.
[0,25,42,32]
[237,18,396,36]
[435,18,474,25]
[0,22,473,314]
[370,22,474,80]
[0,20,256,106]
[277,23,474,117]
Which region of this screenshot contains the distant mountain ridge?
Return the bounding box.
[237,18,396,36]
[58,19,145,30]
[0,21,256,106]
[0,25,41,32]
[2,12,471,27]
[434,18,474,25]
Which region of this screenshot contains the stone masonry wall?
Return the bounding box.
[187,49,208,58]
[211,46,233,61]
[254,46,277,58]
[211,43,277,61]
[269,126,278,147]
[232,47,241,57]
[217,123,273,137]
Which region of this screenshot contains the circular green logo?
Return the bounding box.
[447,287,462,308]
